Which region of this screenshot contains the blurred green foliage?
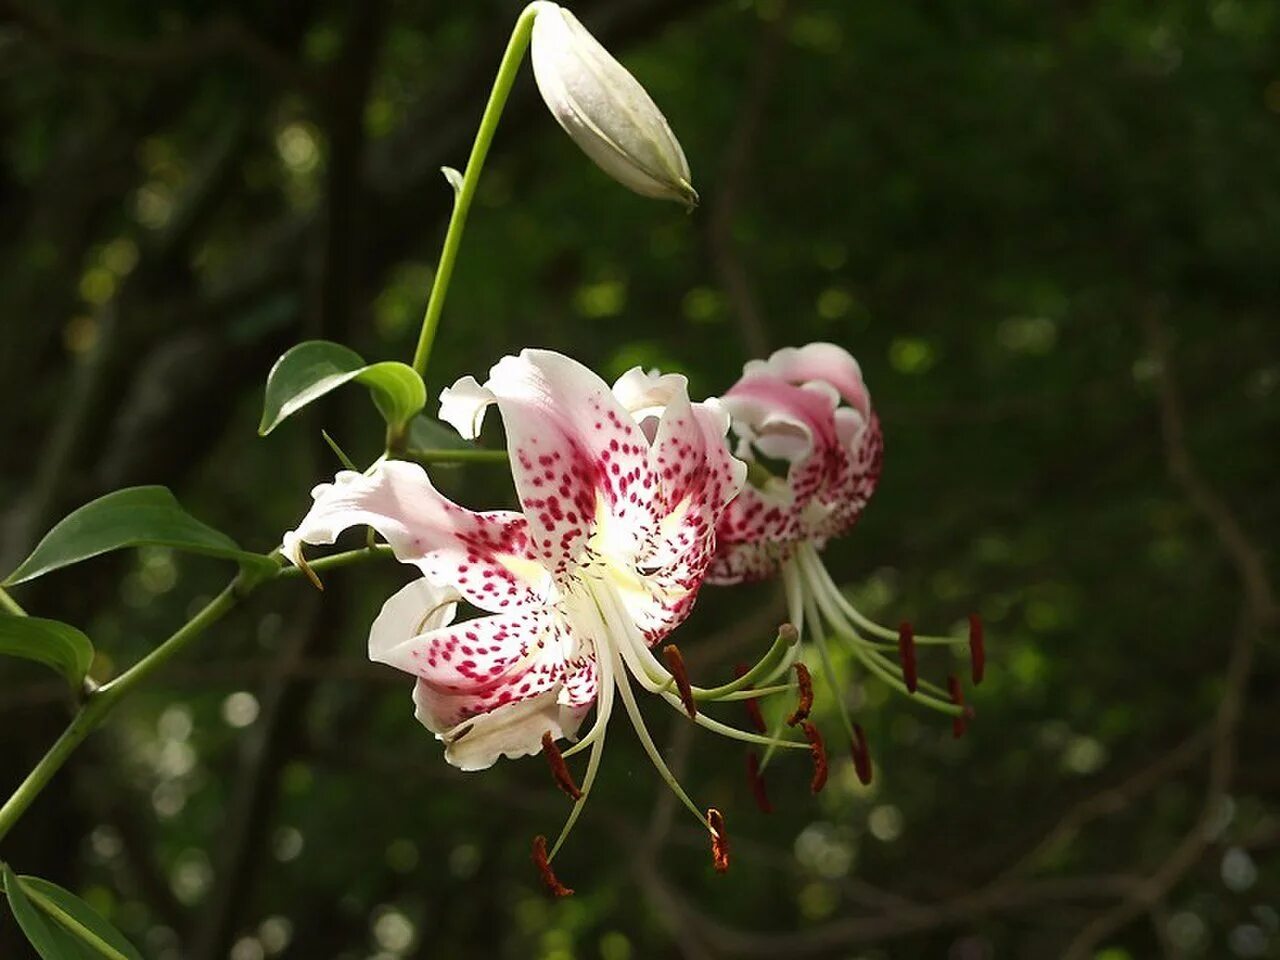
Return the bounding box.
[1,0,1277,958]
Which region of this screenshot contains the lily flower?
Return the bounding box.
[283,349,813,887]
[707,343,984,783]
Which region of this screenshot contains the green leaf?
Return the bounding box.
[0,614,94,687]
[408,414,472,451]
[17,876,142,960]
[4,487,274,586]
[3,863,65,959]
[3,866,140,960]
[258,340,426,436]
[3,865,99,959]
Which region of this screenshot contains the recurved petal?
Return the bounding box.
[421,684,591,772]
[612,367,690,421]
[405,623,598,772]
[282,460,550,612]
[374,606,562,700]
[438,375,496,440]
[725,370,848,512]
[819,411,884,541]
[743,342,870,418]
[643,392,747,571]
[368,578,461,664]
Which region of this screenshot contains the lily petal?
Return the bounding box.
[454,349,657,573]
[368,578,461,664]
[420,683,590,772]
[612,366,691,432]
[373,606,561,700]
[644,391,746,571]
[438,375,497,440]
[705,539,790,586]
[744,342,870,419]
[283,460,550,612]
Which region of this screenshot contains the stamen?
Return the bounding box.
[801,721,828,793]
[897,621,918,693]
[541,731,582,801]
[609,641,707,825]
[733,663,767,733]
[532,835,573,897]
[689,624,798,700]
[806,573,967,717]
[549,646,613,858]
[968,613,985,685]
[663,645,697,718]
[745,751,773,814]
[663,696,810,751]
[948,674,969,739]
[707,808,730,873]
[786,662,814,727]
[850,723,873,786]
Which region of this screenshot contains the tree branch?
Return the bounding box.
[1058,305,1275,958]
[0,0,318,96]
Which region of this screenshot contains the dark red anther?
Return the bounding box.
[541,731,582,800]
[897,621,918,693]
[745,751,773,813]
[707,808,730,873]
[663,644,697,718]
[532,835,573,897]
[968,613,986,685]
[801,721,828,793]
[786,662,814,727]
[948,674,968,739]
[733,663,767,733]
[850,723,873,785]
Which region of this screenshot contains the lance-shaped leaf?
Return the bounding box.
[2,865,142,960]
[259,340,427,436]
[0,613,94,687]
[4,487,273,586]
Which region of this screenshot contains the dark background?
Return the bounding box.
[1,0,1277,957]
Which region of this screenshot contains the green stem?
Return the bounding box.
[0,574,247,844]
[405,447,509,466]
[0,586,26,617]
[0,542,392,846]
[409,1,549,379]
[276,544,393,578]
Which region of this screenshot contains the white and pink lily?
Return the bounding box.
[283,349,810,883]
[708,343,983,779]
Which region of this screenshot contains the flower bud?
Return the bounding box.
[531,3,697,207]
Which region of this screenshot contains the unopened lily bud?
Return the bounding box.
[531,3,697,207]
